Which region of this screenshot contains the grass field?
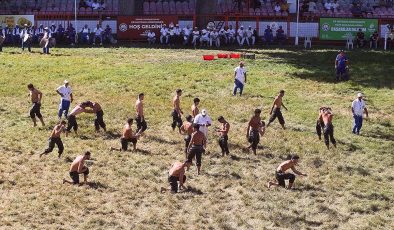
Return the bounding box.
[0,46,393,229]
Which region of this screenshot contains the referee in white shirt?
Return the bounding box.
[56,80,73,119]
[193,109,212,139]
[351,93,368,135]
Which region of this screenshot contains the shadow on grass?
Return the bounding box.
[0,179,16,186]
[87,181,108,190]
[184,186,204,195]
[261,50,394,89]
[148,135,179,145]
[361,129,394,141]
[103,131,121,140]
[135,148,151,155]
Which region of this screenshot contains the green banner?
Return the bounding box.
[319,18,379,40]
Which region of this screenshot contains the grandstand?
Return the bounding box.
[1,0,394,19]
[1,0,394,44]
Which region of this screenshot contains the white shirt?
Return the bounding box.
[174,27,181,35]
[192,30,200,36]
[227,28,235,36]
[237,29,245,37]
[82,27,89,33]
[210,31,218,38]
[246,29,253,37]
[234,66,247,84]
[352,99,366,116]
[147,31,155,38]
[183,27,191,36]
[324,2,332,10]
[160,28,168,36]
[194,114,212,126]
[57,85,72,101]
[92,2,100,10]
[274,5,281,12]
[94,27,103,36]
[308,2,316,12]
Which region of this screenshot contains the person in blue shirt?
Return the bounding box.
[335,50,349,81]
[263,25,274,45]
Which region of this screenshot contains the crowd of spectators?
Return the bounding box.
[145,23,287,48]
[0,23,115,47]
[79,0,106,10]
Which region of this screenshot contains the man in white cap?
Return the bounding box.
[351,93,368,135]
[56,80,73,120]
[193,109,212,139]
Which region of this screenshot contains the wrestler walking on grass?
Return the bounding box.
[135,93,147,134]
[187,124,206,175]
[63,151,91,185]
[268,155,307,190]
[317,107,337,149]
[246,109,263,155]
[27,84,45,127]
[180,115,194,159]
[267,90,288,129]
[171,89,183,133]
[40,120,66,158]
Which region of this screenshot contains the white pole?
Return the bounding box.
[75,0,77,44]
[384,33,387,50]
[295,0,300,45]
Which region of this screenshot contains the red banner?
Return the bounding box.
[117,16,179,40]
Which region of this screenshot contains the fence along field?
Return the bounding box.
[0,47,393,229]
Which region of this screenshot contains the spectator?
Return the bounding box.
[274,2,281,13]
[324,1,333,11]
[174,24,181,44]
[355,28,365,48]
[200,28,210,47]
[4,25,12,45]
[369,31,379,49]
[351,4,362,17]
[160,25,169,44]
[168,25,176,46]
[103,25,113,44]
[50,24,57,40]
[66,23,76,45]
[301,1,309,13]
[332,0,340,10]
[93,24,103,46]
[226,25,236,44]
[79,0,88,9]
[308,0,317,13]
[56,24,65,43]
[100,0,106,10]
[147,30,156,44]
[92,0,101,10]
[276,25,286,45]
[191,27,200,48]
[80,24,90,44]
[387,29,394,50]
[361,3,373,14]
[182,25,192,45]
[0,25,4,52]
[280,1,289,12]
[210,29,220,48]
[237,25,246,47]
[12,24,21,45]
[263,25,274,45]
[219,28,227,45]
[246,26,255,46]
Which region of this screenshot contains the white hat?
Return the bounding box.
[357,93,363,97]
[64,80,69,84]
[202,109,207,116]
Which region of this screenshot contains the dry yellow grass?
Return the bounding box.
[0,47,393,229]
